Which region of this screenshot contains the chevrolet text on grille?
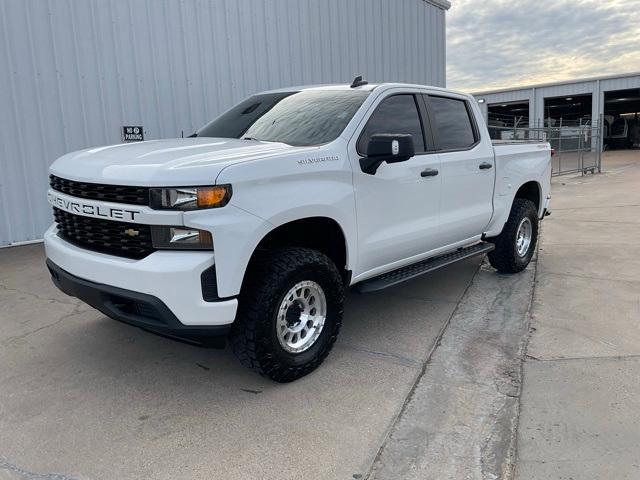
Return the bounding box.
[47,192,140,221]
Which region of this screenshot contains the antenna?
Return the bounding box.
[350,75,368,88]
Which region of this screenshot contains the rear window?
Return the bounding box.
[428,96,477,150]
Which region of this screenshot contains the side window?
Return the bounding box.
[357,94,426,154]
[428,96,477,150]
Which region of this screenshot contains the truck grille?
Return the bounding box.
[53,207,155,259]
[50,175,150,206]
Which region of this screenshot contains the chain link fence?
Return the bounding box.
[488,116,603,176]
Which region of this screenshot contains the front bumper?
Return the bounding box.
[47,260,231,346]
[44,225,238,329]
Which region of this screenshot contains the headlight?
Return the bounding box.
[151,226,213,250]
[149,185,232,210]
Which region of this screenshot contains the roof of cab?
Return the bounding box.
[258,82,471,99]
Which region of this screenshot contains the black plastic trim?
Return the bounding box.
[344,269,353,286]
[46,260,232,347]
[416,94,438,151]
[53,208,155,260]
[49,175,149,206]
[201,264,220,301]
[354,242,495,294]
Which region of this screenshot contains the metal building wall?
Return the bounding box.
[474,88,535,126]
[0,0,449,246]
[533,81,598,128]
[597,75,640,124]
[474,73,640,129]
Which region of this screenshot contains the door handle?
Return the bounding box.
[479,162,493,170]
[421,168,439,177]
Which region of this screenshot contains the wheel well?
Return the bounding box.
[249,217,348,278]
[515,181,541,212]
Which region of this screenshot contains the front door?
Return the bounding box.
[349,92,442,278]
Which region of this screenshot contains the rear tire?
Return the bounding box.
[230,247,344,382]
[487,198,538,273]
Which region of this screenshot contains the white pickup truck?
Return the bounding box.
[45,79,551,382]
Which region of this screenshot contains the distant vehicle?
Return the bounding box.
[605,116,632,150]
[45,79,552,382]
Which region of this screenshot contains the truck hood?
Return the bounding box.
[49,138,314,186]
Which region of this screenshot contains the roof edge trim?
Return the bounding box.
[471,71,640,96]
[423,0,451,11]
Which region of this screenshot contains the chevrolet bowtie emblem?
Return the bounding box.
[124,228,140,237]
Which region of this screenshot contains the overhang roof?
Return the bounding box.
[424,0,451,10]
[472,71,640,96]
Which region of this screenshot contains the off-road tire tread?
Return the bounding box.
[230,247,344,383]
[487,198,538,273]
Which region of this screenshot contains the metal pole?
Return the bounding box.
[579,120,584,176]
[579,118,583,175]
[558,118,563,174]
[548,120,553,174]
[598,113,604,173]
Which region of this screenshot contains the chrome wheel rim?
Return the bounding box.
[276,280,327,354]
[516,217,533,257]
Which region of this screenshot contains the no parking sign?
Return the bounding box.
[122,126,144,142]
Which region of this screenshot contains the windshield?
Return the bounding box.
[195,90,369,146]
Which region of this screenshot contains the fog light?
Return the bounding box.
[151,226,213,250]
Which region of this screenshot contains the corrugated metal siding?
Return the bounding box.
[480,89,534,127]
[474,74,640,129]
[533,81,598,128]
[600,75,640,92]
[0,0,447,246]
[482,89,532,105]
[598,76,640,124]
[536,81,596,98]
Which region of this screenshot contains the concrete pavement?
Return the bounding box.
[1,151,637,479]
[369,261,536,479]
[516,150,640,479]
[0,240,480,479]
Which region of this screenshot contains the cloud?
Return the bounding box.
[447,0,640,92]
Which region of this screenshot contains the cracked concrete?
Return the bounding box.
[3,152,633,479]
[0,244,479,479]
[0,458,78,480]
[515,150,640,479]
[368,260,537,480]
[2,307,85,345]
[0,283,81,307]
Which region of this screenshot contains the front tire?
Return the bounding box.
[230,247,344,382]
[487,198,539,273]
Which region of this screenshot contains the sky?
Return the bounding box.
[446,0,640,92]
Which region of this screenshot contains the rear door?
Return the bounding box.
[424,94,495,246]
[349,92,442,277]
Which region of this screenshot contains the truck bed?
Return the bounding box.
[491,139,548,146]
[492,140,551,162]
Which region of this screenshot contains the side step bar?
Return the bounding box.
[355,242,495,294]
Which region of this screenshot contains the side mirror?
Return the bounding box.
[360,134,415,175]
